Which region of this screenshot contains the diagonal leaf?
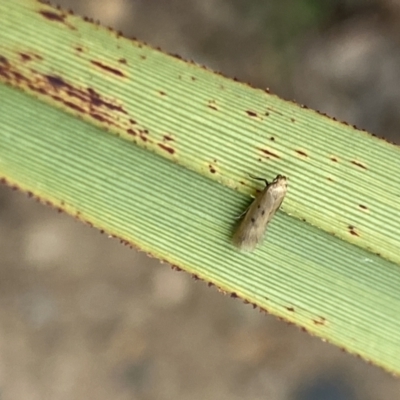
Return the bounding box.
[1,0,400,374]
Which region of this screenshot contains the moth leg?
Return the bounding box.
[235,205,250,219]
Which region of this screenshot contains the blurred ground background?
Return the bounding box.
[1,0,400,399]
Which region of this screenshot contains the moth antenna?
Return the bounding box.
[248,173,269,186]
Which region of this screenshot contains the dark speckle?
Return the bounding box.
[90,60,125,77]
[246,110,257,117]
[259,148,279,159]
[158,143,175,155]
[127,128,137,136]
[330,157,338,162]
[65,101,85,113]
[208,100,218,111]
[0,55,9,64]
[286,307,295,312]
[359,204,368,211]
[348,225,360,237]
[129,119,137,125]
[313,317,327,326]
[270,136,275,141]
[39,10,65,23]
[290,117,295,122]
[351,160,367,169]
[261,210,265,216]
[159,90,166,96]
[139,130,149,142]
[295,150,308,157]
[19,53,33,62]
[45,74,68,88]
[118,58,127,64]
[265,111,270,116]
[251,217,256,224]
[163,135,173,141]
[209,165,216,174]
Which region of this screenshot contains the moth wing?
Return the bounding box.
[232,187,274,251]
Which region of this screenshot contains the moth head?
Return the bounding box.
[273,174,287,186]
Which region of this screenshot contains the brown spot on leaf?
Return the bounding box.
[19,53,33,62]
[0,55,9,65]
[45,74,68,88]
[163,134,173,141]
[351,160,367,169]
[129,119,137,125]
[246,110,257,117]
[87,88,127,113]
[259,148,279,159]
[330,157,338,162]
[158,143,175,154]
[118,58,127,64]
[313,317,327,326]
[359,204,368,211]
[158,90,167,96]
[127,128,137,136]
[208,100,218,111]
[295,150,308,157]
[90,60,125,77]
[209,165,216,173]
[90,112,111,123]
[39,10,65,22]
[139,129,149,142]
[286,307,295,312]
[348,225,360,237]
[65,101,85,113]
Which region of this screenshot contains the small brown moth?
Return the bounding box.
[233,174,287,252]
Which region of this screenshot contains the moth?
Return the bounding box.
[233,174,287,252]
